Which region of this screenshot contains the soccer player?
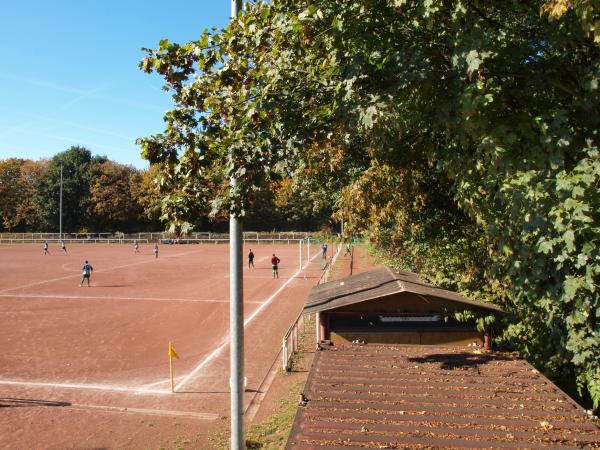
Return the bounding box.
[248,249,255,268]
[322,243,328,259]
[80,260,93,287]
[43,240,49,255]
[133,240,140,253]
[154,243,159,258]
[61,241,68,254]
[271,253,281,279]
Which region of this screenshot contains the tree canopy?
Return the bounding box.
[0,146,320,234]
[0,147,162,233]
[139,0,600,407]
[35,147,106,232]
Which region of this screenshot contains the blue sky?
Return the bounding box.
[0,1,230,169]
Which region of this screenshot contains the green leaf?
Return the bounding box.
[563,230,576,252]
[537,239,554,254]
[563,277,584,302]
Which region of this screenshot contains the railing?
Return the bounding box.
[0,231,316,243]
[0,238,149,245]
[163,237,306,245]
[282,312,310,372]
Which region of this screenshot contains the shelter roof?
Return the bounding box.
[304,266,503,314]
[286,344,600,449]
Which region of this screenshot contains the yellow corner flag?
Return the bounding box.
[168,342,180,360]
[168,342,180,393]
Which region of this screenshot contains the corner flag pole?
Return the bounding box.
[168,341,179,393]
[170,351,174,393]
[169,342,174,393]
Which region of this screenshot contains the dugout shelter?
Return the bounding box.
[305,267,503,349]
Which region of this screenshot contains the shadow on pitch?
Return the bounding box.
[175,388,263,394]
[244,388,263,394]
[93,285,130,288]
[0,398,71,408]
[175,390,230,395]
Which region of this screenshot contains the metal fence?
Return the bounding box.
[165,237,306,245]
[0,231,315,243]
[0,237,149,245]
[282,312,311,372]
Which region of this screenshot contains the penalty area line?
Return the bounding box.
[68,403,219,420]
[0,293,263,304]
[0,379,169,395]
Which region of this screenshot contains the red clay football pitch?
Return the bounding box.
[0,241,324,449]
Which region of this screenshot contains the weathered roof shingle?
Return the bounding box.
[305,267,503,314]
[287,344,600,449]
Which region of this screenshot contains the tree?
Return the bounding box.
[17,159,49,230]
[542,0,600,43]
[35,146,107,232]
[0,158,27,231]
[139,0,600,407]
[0,158,48,231]
[133,164,166,227]
[90,161,142,231]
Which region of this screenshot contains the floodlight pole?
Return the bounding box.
[230,2,245,450]
[59,162,63,242]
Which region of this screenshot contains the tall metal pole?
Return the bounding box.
[59,163,63,243]
[230,2,244,449]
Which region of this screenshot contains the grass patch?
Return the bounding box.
[244,378,305,449]
[212,378,305,450]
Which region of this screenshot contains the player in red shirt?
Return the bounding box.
[271,254,281,278]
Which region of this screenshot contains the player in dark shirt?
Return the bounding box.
[80,260,93,287]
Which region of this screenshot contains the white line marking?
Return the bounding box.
[173,252,321,392]
[138,377,181,389]
[0,249,203,294]
[69,403,219,420]
[0,247,320,397]
[245,352,281,422]
[0,293,263,304]
[0,379,169,395]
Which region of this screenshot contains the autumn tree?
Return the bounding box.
[90,161,142,231]
[0,158,48,231]
[0,158,27,231]
[17,159,49,230]
[131,163,170,230]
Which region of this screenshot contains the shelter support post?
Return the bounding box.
[319,313,329,341]
[316,312,321,344]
